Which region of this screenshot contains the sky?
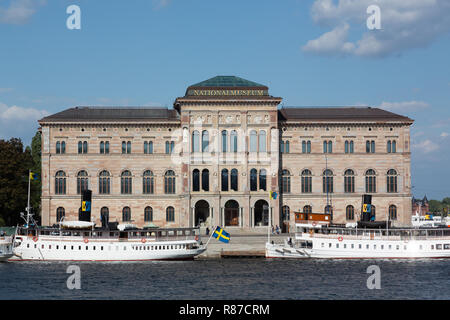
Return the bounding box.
[0,0,449,200]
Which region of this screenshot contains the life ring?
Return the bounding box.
[338,236,343,242]
[84,238,89,244]
[141,238,146,243]
[312,222,317,226]
[32,236,38,242]
[195,236,199,241]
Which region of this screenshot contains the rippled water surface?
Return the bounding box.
[1,259,449,299]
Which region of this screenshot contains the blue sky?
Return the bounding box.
[0,0,449,199]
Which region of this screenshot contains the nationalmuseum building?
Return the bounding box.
[38,76,414,231]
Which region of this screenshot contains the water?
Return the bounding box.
[1,259,449,300]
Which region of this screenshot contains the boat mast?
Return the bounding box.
[26,170,31,227]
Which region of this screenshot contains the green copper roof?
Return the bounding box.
[189,76,266,88]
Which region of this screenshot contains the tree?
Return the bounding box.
[428,200,443,214]
[0,138,32,226]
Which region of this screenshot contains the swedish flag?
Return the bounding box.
[30,172,39,181]
[213,226,230,243]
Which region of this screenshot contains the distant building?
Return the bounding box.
[412,196,429,215]
[38,76,414,230]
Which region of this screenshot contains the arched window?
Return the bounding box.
[56,141,61,154]
[303,205,312,214]
[221,130,228,152]
[389,205,397,220]
[164,170,176,194]
[346,205,355,220]
[230,130,238,152]
[56,207,65,222]
[328,141,332,153]
[344,169,355,193]
[249,130,257,152]
[122,207,131,222]
[143,170,154,194]
[250,168,258,191]
[192,169,200,192]
[259,130,266,152]
[201,130,209,152]
[387,140,392,153]
[349,140,354,153]
[307,141,311,153]
[324,205,333,215]
[387,169,398,193]
[221,169,229,191]
[166,206,175,222]
[78,141,82,154]
[301,169,312,193]
[259,169,267,191]
[322,169,333,194]
[55,171,66,195]
[366,140,375,153]
[280,140,290,153]
[323,141,332,153]
[77,170,89,195]
[122,141,126,154]
[121,170,132,194]
[231,169,238,191]
[202,169,209,191]
[126,141,131,154]
[365,169,377,193]
[61,141,66,154]
[144,206,153,222]
[104,141,109,154]
[100,207,109,225]
[392,140,396,153]
[282,205,290,221]
[192,131,200,152]
[100,141,105,154]
[281,169,291,193]
[83,141,88,154]
[99,170,110,194]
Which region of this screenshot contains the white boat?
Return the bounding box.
[0,235,14,261]
[411,214,448,228]
[266,212,450,259]
[59,221,95,229]
[11,225,206,261]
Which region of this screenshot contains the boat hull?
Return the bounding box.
[11,237,206,262]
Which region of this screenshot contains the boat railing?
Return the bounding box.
[16,227,201,242]
[299,226,450,241]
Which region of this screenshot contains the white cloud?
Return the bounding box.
[441,132,449,138]
[0,102,48,144]
[377,100,430,112]
[303,0,450,58]
[0,0,46,25]
[412,139,440,154]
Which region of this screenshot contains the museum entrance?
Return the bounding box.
[194,200,210,227]
[254,200,269,227]
[224,200,239,226]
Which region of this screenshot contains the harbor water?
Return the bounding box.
[1,258,449,300]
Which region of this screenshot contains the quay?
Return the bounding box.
[197,228,287,259]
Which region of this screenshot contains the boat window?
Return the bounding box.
[351,244,354,249]
[86,246,88,250]
[101,246,103,251]
[343,244,346,249]
[42,245,44,249]
[389,245,392,250]
[431,245,434,250]
[419,245,423,250]
[444,244,450,250]
[93,246,96,251]
[168,231,175,236]
[27,244,30,248]
[79,246,81,250]
[34,244,37,248]
[359,244,362,249]
[404,245,407,250]
[321,243,324,248]
[185,230,191,236]
[329,243,332,248]
[436,244,442,250]
[381,245,384,250]
[336,244,339,248]
[396,245,399,250]
[366,244,369,249]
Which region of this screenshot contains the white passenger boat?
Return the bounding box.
[266,212,450,259]
[0,234,14,261]
[11,225,206,262]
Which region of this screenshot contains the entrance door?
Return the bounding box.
[254,200,269,227]
[224,200,239,226]
[194,200,210,227]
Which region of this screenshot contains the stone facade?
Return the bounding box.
[39,76,414,230]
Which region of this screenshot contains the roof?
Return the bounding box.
[188,76,267,88]
[279,107,413,123]
[39,107,180,123]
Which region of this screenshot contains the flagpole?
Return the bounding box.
[27,170,31,226]
[204,226,218,248]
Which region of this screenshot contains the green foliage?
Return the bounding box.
[0,133,41,226]
[428,198,450,216]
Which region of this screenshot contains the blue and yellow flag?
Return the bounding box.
[30,172,39,181]
[213,226,230,243]
[270,191,278,200]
